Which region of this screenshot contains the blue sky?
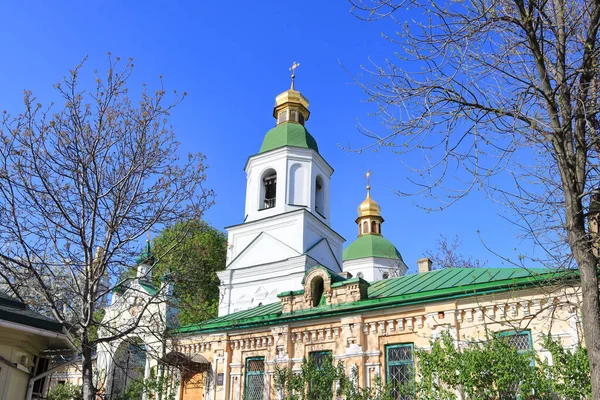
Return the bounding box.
[0,1,539,272]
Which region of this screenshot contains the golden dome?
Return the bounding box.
[274,89,310,111]
[273,62,310,122]
[358,188,381,218]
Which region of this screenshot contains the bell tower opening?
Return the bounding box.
[261,169,277,210]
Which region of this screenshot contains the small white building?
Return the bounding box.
[0,291,75,400]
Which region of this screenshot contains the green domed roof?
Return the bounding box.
[136,241,155,265]
[343,234,403,262]
[259,122,319,154]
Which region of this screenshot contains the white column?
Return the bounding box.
[141,357,151,400]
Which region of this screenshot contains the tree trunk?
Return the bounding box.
[81,333,96,400]
[564,186,600,398]
[572,241,600,398]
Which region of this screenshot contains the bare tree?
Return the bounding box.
[348,0,600,396]
[424,234,487,269]
[0,55,213,399]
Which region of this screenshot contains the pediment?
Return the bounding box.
[304,238,341,272]
[254,286,269,300]
[228,232,300,270]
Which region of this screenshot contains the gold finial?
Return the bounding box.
[357,170,381,219]
[146,232,151,243]
[289,61,300,90]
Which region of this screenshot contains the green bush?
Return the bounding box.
[46,383,83,400]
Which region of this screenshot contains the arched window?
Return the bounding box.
[261,170,277,209]
[315,176,325,216]
[362,221,369,235]
[371,221,379,234]
[311,276,325,307]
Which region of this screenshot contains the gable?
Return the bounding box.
[304,238,341,272]
[228,232,300,270]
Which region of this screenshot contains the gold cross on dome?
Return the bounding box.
[289,61,300,89]
[365,170,372,191]
[290,61,300,77]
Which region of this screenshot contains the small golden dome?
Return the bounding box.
[358,188,381,218]
[273,62,310,122]
[274,89,310,110]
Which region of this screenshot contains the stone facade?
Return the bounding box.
[173,274,581,400]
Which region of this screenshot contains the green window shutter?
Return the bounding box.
[244,357,265,400]
[385,343,414,400]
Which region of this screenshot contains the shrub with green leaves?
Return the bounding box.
[273,331,590,400]
[47,383,83,400]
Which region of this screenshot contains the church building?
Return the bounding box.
[170,72,583,400]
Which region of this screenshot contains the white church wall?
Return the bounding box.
[342,256,408,282]
[218,255,319,316]
[304,214,344,266]
[227,233,299,269]
[225,211,306,264]
[244,147,333,223]
[288,162,307,206]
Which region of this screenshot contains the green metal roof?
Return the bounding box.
[136,241,155,265]
[259,122,319,154]
[343,234,403,261]
[0,291,65,333]
[174,267,577,335]
[139,281,157,296]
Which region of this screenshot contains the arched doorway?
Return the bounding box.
[110,338,147,399]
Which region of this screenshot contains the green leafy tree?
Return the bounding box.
[151,220,227,325]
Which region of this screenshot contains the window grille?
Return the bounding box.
[386,344,414,400]
[244,357,265,400]
[505,332,532,352]
[496,330,533,399]
[309,350,332,370]
[497,330,533,354]
[308,351,333,397]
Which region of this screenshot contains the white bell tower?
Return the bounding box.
[217,64,345,316]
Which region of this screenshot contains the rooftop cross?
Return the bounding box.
[366,170,372,193]
[289,61,300,89]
